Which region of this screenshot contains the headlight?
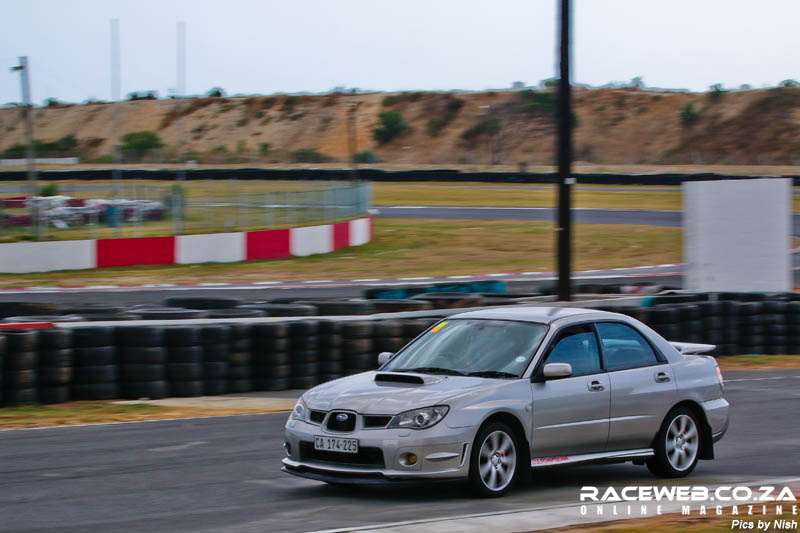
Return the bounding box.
[388,406,449,430]
[291,399,307,421]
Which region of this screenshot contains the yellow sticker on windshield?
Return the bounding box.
[431,321,448,333]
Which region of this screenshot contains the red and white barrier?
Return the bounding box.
[0,217,373,273]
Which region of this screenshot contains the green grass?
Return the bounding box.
[717,354,800,370]
[0,218,682,287]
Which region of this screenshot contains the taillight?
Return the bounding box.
[715,366,724,391]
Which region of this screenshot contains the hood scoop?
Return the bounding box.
[374,372,426,385]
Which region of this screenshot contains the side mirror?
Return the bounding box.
[542,362,572,379]
[377,352,393,366]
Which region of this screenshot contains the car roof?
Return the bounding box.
[449,306,604,325]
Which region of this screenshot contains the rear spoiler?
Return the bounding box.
[669,342,716,355]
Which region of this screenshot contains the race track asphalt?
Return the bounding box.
[1,369,798,532]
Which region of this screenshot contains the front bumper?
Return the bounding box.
[282,417,476,482]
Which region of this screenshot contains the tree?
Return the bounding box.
[127,91,158,101]
[540,77,560,89]
[372,110,407,144]
[120,131,164,161]
[680,103,700,127]
[780,79,799,88]
[207,87,225,98]
[511,81,525,91]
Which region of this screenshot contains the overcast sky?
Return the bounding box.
[1,0,798,105]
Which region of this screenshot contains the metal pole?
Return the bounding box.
[347,102,359,182]
[556,0,573,301]
[11,57,40,239]
[175,21,186,234]
[110,19,122,236]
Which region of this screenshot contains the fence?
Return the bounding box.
[0,180,371,242]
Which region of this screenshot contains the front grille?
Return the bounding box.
[299,441,385,468]
[309,410,326,424]
[326,411,356,432]
[363,415,392,428]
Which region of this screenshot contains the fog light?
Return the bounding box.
[399,453,418,467]
[284,441,292,457]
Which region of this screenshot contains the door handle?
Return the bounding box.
[588,380,605,392]
[655,372,671,383]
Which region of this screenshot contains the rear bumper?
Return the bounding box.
[701,397,730,442]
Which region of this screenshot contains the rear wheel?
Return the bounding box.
[647,407,701,477]
[469,422,519,497]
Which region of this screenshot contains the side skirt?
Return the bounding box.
[531,448,654,468]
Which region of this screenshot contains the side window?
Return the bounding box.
[596,322,659,371]
[544,325,601,377]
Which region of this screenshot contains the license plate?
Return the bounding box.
[314,435,359,454]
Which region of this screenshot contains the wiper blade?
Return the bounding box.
[394,367,467,376]
[466,370,518,379]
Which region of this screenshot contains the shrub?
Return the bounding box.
[1,134,79,158]
[236,117,249,127]
[93,154,113,164]
[372,110,408,144]
[780,79,799,88]
[354,150,378,164]
[708,83,726,101]
[290,148,331,163]
[259,142,272,156]
[460,118,501,144]
[381,92,425,107]
[426,95,465,137]
[518,90,557,113]
[207,87,225,98]
[282,95,299,113]
[120,131,164,160]
[680,103,700,126]
[38,183,59,196]
[126,91,158,101]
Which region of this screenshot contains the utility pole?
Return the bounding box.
[11,56,40,240]
[346,102,359,182]
[175,21,186,233]
[110,18,122,238]
[556,0,573,301]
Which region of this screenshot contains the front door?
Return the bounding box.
[531,324,610,458]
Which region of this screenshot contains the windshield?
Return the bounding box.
[383,319,548,377]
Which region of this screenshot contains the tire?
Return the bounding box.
[87,314,142,322]
[317,347,343,361]
[163,326,202,347]
[318,320,343,334]
[206,308,265,319]
[646,407,702,478]
[254,337,289,352]
[322,334,343,348]
[121,380,168,400]
[201,325,231,344]
[119,346,167,364]
[134,308,209,320]
[228,379,251,393]
[252,323,290,338]
[73,365,118,384]
[39,348,73,368]
[253,377,290,391]
[0,330,37,352]
[203,362,229,379]
[312,301,375,316]
[38,385,69,404]
[74,346,117,366]
[72,326,115,347]
[5,351,37,370]
[344,353,377,370]
[373,320,405,337]
[254,364,291,379]
[342,321,373,338]
[228,365,251,379]
[37,329,73,349]
[375,337,406,353]
[371,300,433,313]
[290,362,318,377]
[5,369,36,389]
[38,366,73,386]
[290,350,318,364]
[227,323,252,339]
[3,388,37,406]
[290,375,319,389]
[72,383,120,400]
[469,422,520,497]
[254,352,289,366]
[289,321,319,337]
[228,351,250,366]
[203,379,228,395]
[120,364,165,381]
[344,338,373,354]
[231,338,251,352]
[167,346,203,364]
[204,343,230,362]
[319,360,343,374]
[290,336,319,351]
[116,326,165,347]
[60,305,125,316]
[0,301,60,319]
[170,380,204,397]
[240,304,317,317]
[164,363,201,381]
[163,296,242,310]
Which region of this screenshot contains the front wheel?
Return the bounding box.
[647,407,701,477]
[468,422,520,497]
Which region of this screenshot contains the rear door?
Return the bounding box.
[596,322,678,451]
[531,324,610,457]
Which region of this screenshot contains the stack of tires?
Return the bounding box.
[763,301,788,355]
[719,301,741,356]
[738,302,765,355]
[676,304,703,344]
[2,330,37,406]
[640,307,680,341]
[117,326,167,400]
[163,326,204,398]
[402,318,438,346]
[696,302,724,354]
[341,321,375,376]
[202,325,231,396]
[317,320,343,383]
[373,320,406,359]
[288,321,319,389]
[37,329,73,404]
[251,323,290,391]
[227,324,252,393]
[72,326,119,400]
[787,302,800,355]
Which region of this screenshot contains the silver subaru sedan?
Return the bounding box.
[282,307,729,497]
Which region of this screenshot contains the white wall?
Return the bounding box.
[684,178,792,292]
[0,240,94,273]
[349,218,371,246]
[290,224,333,256]
[176,232,245,264]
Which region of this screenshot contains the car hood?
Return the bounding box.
[302,371,498,414]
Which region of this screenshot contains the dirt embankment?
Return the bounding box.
[2,87,799,167]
